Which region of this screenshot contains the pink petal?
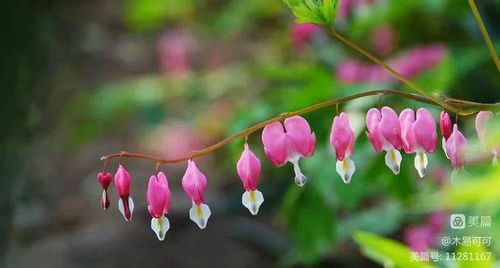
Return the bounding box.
[237,144,261,191]
[446,124,468,169]
[475,111,493,150]
[262,122,287,166]
[399,109,416,153]
[365,108,383,152]
[439,111,452,140]
[147,173,170,218]
[181,160,208,205]
[413,108,437,152]
[330,113,355,161]
[380,106,402,150]
[114,165,131,197]
[284,116,316,158]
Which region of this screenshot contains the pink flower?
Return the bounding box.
[114,165,135,221]
[404,226,435,252]
[475,111,498,163]
[237,143,264,215]
[440,111,453,158]
[365,107,403,174]
[147,172,171,240]
[97,172,112,210]
[336,45,445,84]
[428,211,448,234]
[400,108,437,178]
[291,23,319,49]
[446,124,468,170]
[182,160,211,229]
[371,25,396,56]
[261,116,316,186]
[439,111,452,140]
[158,31,191,77]
[330,112,356,183]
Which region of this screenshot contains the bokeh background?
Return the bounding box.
[1,0,499,267]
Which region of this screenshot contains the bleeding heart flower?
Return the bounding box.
[97,172,112,210]
[446,124,468,170]
[440,111,453,158]
[237,143,264,215]
[475,111,498,164]
[366,107,403,174]
[147,172,171,241]
[400,108,437,178]
[114,165,135,221]
[330,112,356,183]
[182,160,211,229]
[261,116,316,186]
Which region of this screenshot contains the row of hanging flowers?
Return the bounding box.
[96,109,497,240]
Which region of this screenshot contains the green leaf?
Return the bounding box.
[282,0,340,24]
[280,182,337,264]
[353,231,435,268]
[456,244,495,268]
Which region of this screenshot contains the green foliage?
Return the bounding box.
[125,0,194,31]
[354,231,435,268]
[456,244,495,268]
[280,173,337,264]
[282,0,339,25]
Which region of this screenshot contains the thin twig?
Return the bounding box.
[467,0,500,72]
[100,89,499,164]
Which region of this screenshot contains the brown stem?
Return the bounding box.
[100,89,499,164]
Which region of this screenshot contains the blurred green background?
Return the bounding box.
[1,0,499,267]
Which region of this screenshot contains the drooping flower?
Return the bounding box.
[439,111,453,158]
[261,116,316,186]
[475,111,498,163]
[147,172,171,241]
[237,143,264,215]
[445,124,468,170]
[400,108,437,178]
[114,165,135,221]
[97,172,112,210]
[365,107,403,174]
[182,160,211,229]
[330,112,356,183]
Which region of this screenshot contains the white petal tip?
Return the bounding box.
[336,158,355,184]
[151,215,170,241]
[242,190,264,215]
[118,197,134,221]
[189,203,211,229]
[384,149,402,175]
[414,152,428,178]
[292,160,307,186]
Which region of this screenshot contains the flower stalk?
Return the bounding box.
[467,0,500,72]
[100,89,499,165]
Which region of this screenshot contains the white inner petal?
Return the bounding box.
[384,149,402,175]
[442,137,449,159]
[336,157,355,184]
[291,158,307,187]
[151,215,170,241]
[118,197,135,221]
[414,151,428,178]
[189,202,211,229]
[242,190,264,215]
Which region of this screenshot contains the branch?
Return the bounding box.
[323,25,460,113]
[100,89,499,165]
[467,0,500,72]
